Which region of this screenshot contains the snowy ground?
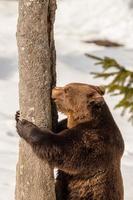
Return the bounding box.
[0,0,133,199]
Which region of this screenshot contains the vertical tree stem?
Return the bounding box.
[15,0,57,199]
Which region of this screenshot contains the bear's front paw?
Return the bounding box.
[16,119,29,137]
[16,120,24,138]
[16,119,39,142]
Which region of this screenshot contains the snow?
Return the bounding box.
[0,0,133,199]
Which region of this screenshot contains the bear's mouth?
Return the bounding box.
[52,97,56,101]
[52,93,67,115]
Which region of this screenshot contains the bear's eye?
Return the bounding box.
[64,87,71,94]
[87,93,94,98]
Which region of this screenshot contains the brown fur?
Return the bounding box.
[16,83,124,200]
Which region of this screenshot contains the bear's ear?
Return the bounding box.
[94,85,105,96]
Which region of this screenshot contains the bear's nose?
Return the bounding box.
[52,87,64,100]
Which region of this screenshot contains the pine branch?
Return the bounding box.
[85,53,133,124]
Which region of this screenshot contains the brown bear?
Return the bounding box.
[16,83,124,200]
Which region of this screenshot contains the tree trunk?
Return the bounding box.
[15,0,57,200]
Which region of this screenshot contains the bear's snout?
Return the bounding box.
[52,87,64,101]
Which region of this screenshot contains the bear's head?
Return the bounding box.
[52,83,105,128]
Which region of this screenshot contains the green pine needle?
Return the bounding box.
[85,53,133,124]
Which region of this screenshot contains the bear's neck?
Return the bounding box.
[67,102,117,129]
[67,110,92,128]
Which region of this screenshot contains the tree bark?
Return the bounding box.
[15,0,57,200]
